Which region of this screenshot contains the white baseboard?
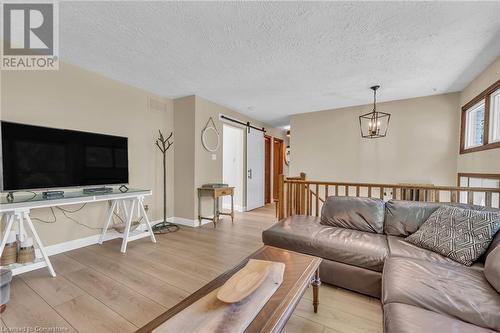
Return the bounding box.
[44,222,153,256]
[45,233,104,256]
[166,216,212,227]
[222,203,245,212]
[42,216,213,257]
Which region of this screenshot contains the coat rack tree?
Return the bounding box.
[153,130,179,234]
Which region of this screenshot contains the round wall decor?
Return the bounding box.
[202,117,220,152]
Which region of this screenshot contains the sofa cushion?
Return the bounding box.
[387,235,484,270]
[384,200,500,237]
[320,196,385,233]
[262,215,388,271]
[485,245,500,293]
[384,200,440,236]
[384,303,496,333]
[320,259,382,298]
[262,215,325,254]
[383,257,500,331]
[314,226,388,272]
[485,229,500,259]
[405,206,500,266]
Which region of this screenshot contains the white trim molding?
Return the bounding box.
[42,215,215,259]
[222,203,245,212]
[164,216,212,228]
[44,222,151,256]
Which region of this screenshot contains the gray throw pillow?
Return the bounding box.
[405,205,500,266]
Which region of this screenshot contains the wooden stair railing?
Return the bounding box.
[277,174,500,220]
[276,173,306,218]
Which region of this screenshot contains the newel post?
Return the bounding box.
[300,172,306,214]
[278,174,285,220]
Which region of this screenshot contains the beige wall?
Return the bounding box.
[173,96,196,221]
[194,96,287,219]
[290,93,461,186]
[171,95,286,220]
[290,56,500,186]
[1,62,174,246]
[457,56,500,175]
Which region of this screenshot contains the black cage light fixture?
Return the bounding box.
[359,85,391,139]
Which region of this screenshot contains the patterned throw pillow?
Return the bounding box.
[405,205,500,266]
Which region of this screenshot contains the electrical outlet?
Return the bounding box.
[212,154,216,160]
[144,204,149,211]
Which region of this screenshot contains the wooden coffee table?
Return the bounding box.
[136,246,322,333]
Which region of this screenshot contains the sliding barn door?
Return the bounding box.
[246,128,264,211]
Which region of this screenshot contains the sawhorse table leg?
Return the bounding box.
[99,196,156,253]
[0,210,56,277]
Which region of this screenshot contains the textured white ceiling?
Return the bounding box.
[59,1,500,126]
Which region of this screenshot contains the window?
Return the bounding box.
[489,88,500,143]
[460,79,500,153]
[464,101,485,148]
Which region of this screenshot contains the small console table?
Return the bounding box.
[197,186,234,227]
[0,188,156,277]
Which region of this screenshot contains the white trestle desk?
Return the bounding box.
[0,188,156,277]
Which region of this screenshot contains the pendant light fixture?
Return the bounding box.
[359,85,391,138]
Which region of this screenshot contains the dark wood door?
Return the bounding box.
[264,136,272,204]
[273,138,284,201]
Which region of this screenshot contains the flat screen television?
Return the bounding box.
[1,121,129,191]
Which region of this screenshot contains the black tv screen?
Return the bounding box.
[1,122,129,191]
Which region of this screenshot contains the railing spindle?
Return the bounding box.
[467,190,474,205]
[315,184,319,216]
[287,182,292,216]
[299,184,306,215]
[306,184,310,215]
[451,190,457,203]
[485,192,492,207]
[307,184,312,215]
[278,174,284,219]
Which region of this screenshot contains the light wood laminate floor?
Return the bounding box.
[1,204,382,333]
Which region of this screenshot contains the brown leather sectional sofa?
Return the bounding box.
[262,197,500,332]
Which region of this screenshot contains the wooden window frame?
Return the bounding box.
[460,79,500,154]
[457,172,500,187]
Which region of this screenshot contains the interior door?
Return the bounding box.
[246,128,264,211]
